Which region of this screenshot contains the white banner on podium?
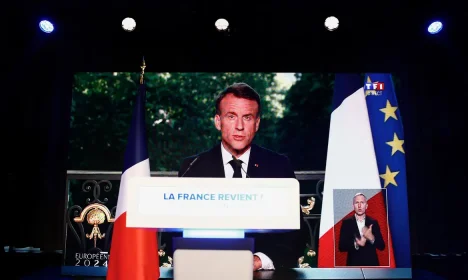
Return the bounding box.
[126,177,300,231]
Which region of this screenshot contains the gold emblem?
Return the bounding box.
[298,249,316,268]
[307,249,317,257]
[161,256,173,268]
[74,203,115,248]
[301,197,316,215]
[298,256,311,268]
[140,57,146,84]
[159,249,173,267]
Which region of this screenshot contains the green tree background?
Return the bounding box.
[69,72,400,171]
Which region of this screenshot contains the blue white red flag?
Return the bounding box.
[107,75,160,279]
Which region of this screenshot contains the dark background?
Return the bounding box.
[3,0,467,257]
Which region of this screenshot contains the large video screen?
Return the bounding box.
[69,72,332,172]
[64,72,411,278]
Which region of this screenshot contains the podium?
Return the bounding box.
[126,177,300,280]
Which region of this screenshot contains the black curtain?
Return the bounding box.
[4,12,71,251]
[404,28,467,254]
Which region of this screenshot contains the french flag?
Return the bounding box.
[107,76,160,279]
[318,74,411,268]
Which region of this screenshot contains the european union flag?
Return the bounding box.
[365,73,411,267]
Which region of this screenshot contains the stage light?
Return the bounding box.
[215,18,229,31]
[39,20,54,33]
[324,16,339,31]
[122,17,136,32]
[428,21,443,34]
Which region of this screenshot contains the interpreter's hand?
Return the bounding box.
[355,236,367,247]
[362,224,375,242]
[253,255,262,271]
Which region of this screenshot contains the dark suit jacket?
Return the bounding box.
[338,215,385,266]
[178,143,295,179]
[175,143,307,268]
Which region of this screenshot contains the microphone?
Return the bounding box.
[231,155,250,178]
[180,156,200,177]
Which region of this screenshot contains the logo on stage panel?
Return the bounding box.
[64,179,173,272]
[365,76,384,96]
[75,204,114,248]
[72,203,114,267]
[64,180,117,269]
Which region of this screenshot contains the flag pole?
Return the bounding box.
[107,56,160,280]
[140,57,146,85]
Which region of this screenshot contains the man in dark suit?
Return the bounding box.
[338,193,385,266]
[178,142,295,179]
[177,82,306,270]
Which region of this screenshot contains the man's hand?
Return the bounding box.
[355,236,367,247]
[362,224,375,242]
[253,255,262,271]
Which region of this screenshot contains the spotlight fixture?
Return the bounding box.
[427,21,443,34]
[122,17,136,32]
[39,20,54,33]
[324,16,339,31]
[215,18,229,31]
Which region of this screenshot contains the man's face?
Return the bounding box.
[214,94,260,157]
[353,195,368,216]
[253,255,262,271]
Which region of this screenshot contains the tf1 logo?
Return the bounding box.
[365,82,384,91]
[364,82,384,96]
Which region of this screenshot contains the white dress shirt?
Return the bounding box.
[222,144,273,269]
[354,214,366,250]
[356,214,366,237]
[220,143,250,178]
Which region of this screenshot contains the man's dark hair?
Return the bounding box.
[215,83,262,117]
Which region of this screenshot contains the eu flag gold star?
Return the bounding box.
[379,165,399,188]
[379,100,398,122]
[386,133,405,155]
